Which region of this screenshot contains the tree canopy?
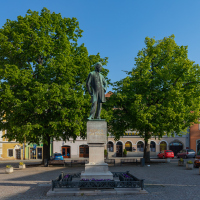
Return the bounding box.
[106,35,200,161]
[0,8,109,160]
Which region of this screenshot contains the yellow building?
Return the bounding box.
[0,130,24,160]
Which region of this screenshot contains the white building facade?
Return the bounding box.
[53,130,190,159]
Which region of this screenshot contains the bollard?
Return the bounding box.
[140,158,145,166]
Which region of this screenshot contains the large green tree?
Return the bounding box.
[0,8,109,162]
[106,35,200,162]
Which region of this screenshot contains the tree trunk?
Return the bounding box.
[42,134,50,166]
[143,140,150,163]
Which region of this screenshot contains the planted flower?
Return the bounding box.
[62,174,72,181]
[122,173,131,178]
[5,165,13,174]
[64,174,70,178]
[186,160,193,170]
[119,173,133,182]
[19,162,24,165]
[178,158,184,166]
[187,160,193,164]
[81,178,111,181]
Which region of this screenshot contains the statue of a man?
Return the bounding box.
[86,62,107,120]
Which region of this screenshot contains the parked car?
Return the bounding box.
[194,155,200,168]
[176,149,196,159]
[157,150,174,159]
[53,153,64,160]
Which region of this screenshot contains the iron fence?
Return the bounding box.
[52,171,144,191]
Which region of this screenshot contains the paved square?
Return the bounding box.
[0,159,200,200]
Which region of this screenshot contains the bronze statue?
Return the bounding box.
[86,62,107,120]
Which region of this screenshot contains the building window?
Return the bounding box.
[107,141,114,152]
[197,140,200,155]
[150,141,156,152]
[137,141,144,152]
[125,141,132,152]
[8,149,13,157]
[160,141,167,151]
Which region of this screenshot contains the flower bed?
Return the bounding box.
[81,178,112,181]
[119,173,134,181]
[52,171,144,191]
[62,174,72,181]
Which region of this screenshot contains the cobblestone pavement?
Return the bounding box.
[0,158,200,200]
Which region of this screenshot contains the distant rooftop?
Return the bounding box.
[105,91,113,97]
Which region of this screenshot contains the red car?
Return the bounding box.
[194,155,200,168]
[157,150,174,159]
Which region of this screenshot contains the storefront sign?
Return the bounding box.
[123,132,168,136]
[123,132,139,136]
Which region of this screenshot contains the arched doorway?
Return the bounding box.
[150,141,156,152]
[137,141,144,152]
[169,141,183,156]
[160,141,167,152]
[125,141,132,152]
[107,141,114,152]
[79,145,89,158]
[197,140,200,154]
[62,146,71,158]
[116,141,123,157]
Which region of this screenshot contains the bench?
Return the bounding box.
[48,160,65,167]
[104,159,115,166]
[70,160,88,167]
[120,159,138,166]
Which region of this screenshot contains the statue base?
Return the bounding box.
[81,120,113,180]
[81,163,113,180]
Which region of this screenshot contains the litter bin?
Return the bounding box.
[140,158,145,166]
[44,159,48,167]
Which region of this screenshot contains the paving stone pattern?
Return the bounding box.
[0,159,200,200]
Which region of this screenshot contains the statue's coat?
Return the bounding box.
[86,71,107,103]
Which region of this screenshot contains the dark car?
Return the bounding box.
[177,149,196,158]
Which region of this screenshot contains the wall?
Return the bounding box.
[190,123,200,153]
[52,131,189,158]
[106,134,188,157]
[53,137,88,159]
[1,143,23,160]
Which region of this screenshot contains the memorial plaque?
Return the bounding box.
[87,120,107,144]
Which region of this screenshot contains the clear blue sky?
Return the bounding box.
[0,0,199,92]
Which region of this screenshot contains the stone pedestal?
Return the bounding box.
[81,120,113,180]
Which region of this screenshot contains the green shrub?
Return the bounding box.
[123,149,127,155]
[6,165,12,168]
[104,149,108,156]
[179,158,183,162]
[187,160,193,164]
